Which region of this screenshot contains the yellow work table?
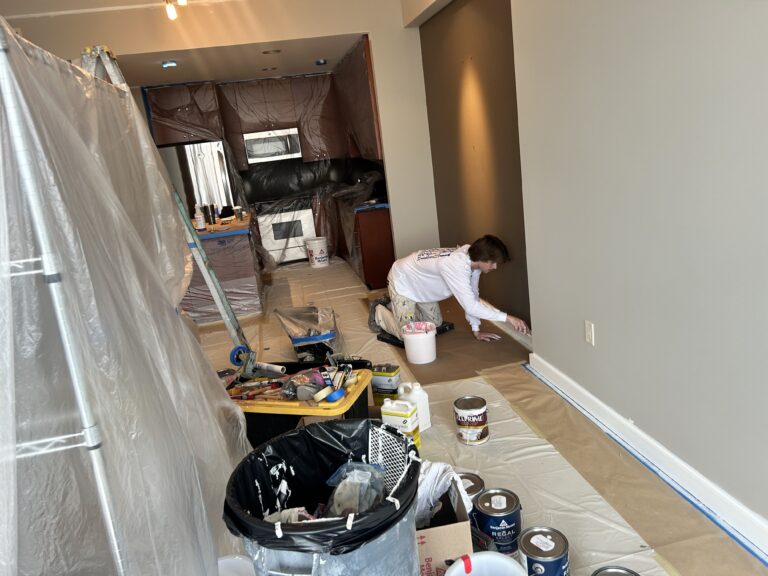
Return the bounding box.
[235,370,372,447]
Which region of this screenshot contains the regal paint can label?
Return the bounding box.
[473,488,522,556]
[519,527,570,576]
[453,396,489,445]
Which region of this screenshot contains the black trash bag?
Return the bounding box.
[223,419,420,555]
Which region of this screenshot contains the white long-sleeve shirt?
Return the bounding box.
[390,245,507,331]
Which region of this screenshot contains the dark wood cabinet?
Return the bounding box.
[333,36,383,160]
[350,207,395,289]
[216,84,249,171]
[292,75,347,162]
[145,83,223,146]
[233,79,297,133]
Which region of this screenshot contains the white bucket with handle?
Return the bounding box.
[445,552,527,575]
[401,321,437,364]
[306,236,329,268]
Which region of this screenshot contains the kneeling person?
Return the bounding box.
[381,235,529,342]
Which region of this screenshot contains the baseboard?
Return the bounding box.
[527,353,768,566]
[491,319,533,351]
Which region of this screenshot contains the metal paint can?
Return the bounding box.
[473,488,522,556]
[453,396,489,445]
[458,472,485,503]
[590,568,640,576]
[519,527,569,576]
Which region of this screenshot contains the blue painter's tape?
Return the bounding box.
[523,363,768,567]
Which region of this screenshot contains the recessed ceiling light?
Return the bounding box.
[261,67,277,72]
[262,49,281,55]
[315,58,327,66]
[161,60,178,68]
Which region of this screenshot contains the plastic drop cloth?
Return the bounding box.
[419,377,669,576]
[0,20,249,576]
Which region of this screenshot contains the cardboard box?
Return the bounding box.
[416,480,473,576]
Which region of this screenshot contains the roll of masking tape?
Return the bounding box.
[313,386,333,402]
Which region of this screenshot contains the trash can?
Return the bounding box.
[224,419,421,576]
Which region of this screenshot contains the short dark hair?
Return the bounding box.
[468,235,510,264]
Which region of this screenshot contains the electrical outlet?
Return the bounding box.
[584,320,595,346]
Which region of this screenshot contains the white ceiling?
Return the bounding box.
[117,34,362,87]
[0,0,362,86]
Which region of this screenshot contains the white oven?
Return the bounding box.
[256,208,316,264]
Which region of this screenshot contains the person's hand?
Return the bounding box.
[473,331,501,342]
[506,315,530,335]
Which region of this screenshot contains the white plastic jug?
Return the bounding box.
[381,398,421,448]
[445,552,527,576]
[398,382,431,432]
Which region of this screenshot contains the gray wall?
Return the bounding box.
[512,0,768,517]
[420,0,530,323]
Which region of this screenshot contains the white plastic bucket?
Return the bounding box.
[306,236,329,268]
[445,552,527,576]
[217,555,255,576]
[401,321,437,364]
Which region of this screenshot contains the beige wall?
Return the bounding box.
[512,0,768,522]
[420,0,529,322]
[10,0,439,256]
[401,0,454,27]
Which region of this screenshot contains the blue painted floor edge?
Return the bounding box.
[522,362,768,568]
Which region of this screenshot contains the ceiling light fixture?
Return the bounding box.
[315,58,328,66]
[262,49,282,55]
[165,0,178,20]
[161,60,178,68]
[261,67,277,72]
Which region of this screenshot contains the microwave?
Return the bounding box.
[243,128,302,164]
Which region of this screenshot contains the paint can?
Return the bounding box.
[590,568,640,576]
[454,396,489,445]
[473,488,522,556]
[458,472,485,503]
[306,236,329,268]
[519,527,569,576]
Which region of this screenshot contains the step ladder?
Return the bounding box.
[81,45,253,358]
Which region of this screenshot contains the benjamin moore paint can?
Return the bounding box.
[519,527,569,576]
[591,568,640,576]
[474,488,522,556]
[454,396,489,445]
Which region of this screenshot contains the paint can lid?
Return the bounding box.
[519,527,569,560]
[457,472,485,499]
[475,488,520,515]
[591,568,641,576]
[454,396,487,410]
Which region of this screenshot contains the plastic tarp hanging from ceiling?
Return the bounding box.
[0,19,249,576]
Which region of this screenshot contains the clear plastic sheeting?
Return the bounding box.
[224,420,420,576]
[0,20,249,576]
[183,278,262,324]
[274,306,344,362]
[244,158,385,271]
[181,231,262,323]
[419,377,669,576]
[243,505,418,576]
